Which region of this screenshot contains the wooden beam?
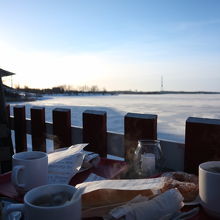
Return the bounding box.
[185,117,220,174]
[14,105,27,152]
[0,77,14,173]
[83,110,107,157]
[52,108,71,149]
[31,107,46,152]
[124,113,157,162]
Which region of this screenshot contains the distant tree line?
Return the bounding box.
[6,83,220,99]
[14,84,111,95]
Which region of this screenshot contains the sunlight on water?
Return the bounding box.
[9,94,220,143]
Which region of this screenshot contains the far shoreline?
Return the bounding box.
[6,90,220,104]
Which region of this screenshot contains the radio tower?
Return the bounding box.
[161,75,164,92]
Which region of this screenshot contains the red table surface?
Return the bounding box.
[0,158,213,220]
[0,158,128,201]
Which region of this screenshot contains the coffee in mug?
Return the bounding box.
[12,151,48,194]
[31,191,72,207]
[2,184,81,220]
[199,161,220,218]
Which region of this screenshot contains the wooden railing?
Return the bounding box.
[2,104,220,175]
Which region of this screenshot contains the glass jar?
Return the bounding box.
[134,139,164,177]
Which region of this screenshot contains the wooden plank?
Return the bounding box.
[0,77,14,173]
[31,107,46,152]
[160,140,184,171]
[0,124,10,138]
[83,110,107,157]
[124,113,157,162]
[14,116,188,171]
[52,108,71,149]
[107,132,124,158]
[14,105,27,152]
[22,119,82,144]
[185,117,220,174]
[0,147,12,161]
[6,104,11,128]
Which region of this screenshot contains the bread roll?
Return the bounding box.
[82,188,156,209]
[161,172,199,202]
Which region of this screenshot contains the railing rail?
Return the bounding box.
[2,104,220,174]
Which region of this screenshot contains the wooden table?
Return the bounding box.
[0,158,214,220]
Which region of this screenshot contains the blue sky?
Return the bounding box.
[1,0,220,91]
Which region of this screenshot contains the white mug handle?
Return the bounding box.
[2,203,24,220]
[12,165,26,188]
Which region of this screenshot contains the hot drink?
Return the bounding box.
[3,184,81,220]
[199,161,220,218]
[32,191,72,207]
[205,166,220,174]
[12,151,48,194]
[24,157,40,160]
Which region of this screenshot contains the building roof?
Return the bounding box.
[0,68,15,77]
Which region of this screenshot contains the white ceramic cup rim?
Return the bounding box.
[199,161,220,175]
[12,151,47,161]
[24,184,77,209]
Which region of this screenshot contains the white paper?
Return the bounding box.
[48,144,88,184]
[76,177,167,195]
[80,151,100,171]
[108,189,184,220]
[108,195,150,219]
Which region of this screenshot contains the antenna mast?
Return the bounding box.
[161,75,164,92]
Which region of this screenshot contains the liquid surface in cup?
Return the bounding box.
[24,157,40,160]
[21,154,45,160]
[31,191,72,207]
[205,166,220,174]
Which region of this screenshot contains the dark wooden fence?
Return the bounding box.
[1,104,220,174]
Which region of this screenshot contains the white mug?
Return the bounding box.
[12,151,48,194]
[3,184,81,220]
[199,161,220,218]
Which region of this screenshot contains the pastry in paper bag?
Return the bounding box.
[76,177,167,217]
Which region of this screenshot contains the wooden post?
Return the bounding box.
[124,113,157,162]
[185,117,220,174]
[52,108,71,150]
[6,104,11,128]
[31,107,46,152]
[83,110,107,157]
[0,77,14,173]
[14,105,27,152]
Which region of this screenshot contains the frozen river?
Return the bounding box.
[8,94,220,143]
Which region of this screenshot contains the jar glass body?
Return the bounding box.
[134,139,163,177]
